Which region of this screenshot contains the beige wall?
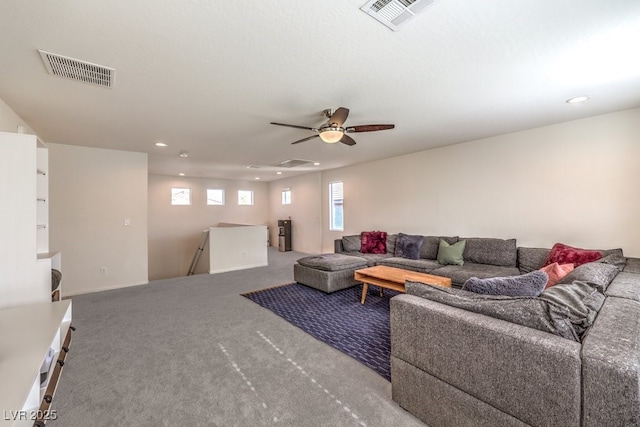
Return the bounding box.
[314,108,640,257]
[49,143,149,295]
[148,174,270,280]
[268,172,322,255]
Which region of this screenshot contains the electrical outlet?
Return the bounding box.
[99,266,107,275]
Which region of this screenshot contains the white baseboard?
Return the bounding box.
[63,280,149,297]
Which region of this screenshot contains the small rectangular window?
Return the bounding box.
[238,190,254,205]
[207,189,225,205]
[329,181,343,231]
[282,188,292,205]
[171,187,191,205]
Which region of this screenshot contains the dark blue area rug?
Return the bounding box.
[242,283,397,381]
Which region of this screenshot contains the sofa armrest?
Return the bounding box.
[390,294,582,426]
[334,238,345,253]
[582,296,640,426]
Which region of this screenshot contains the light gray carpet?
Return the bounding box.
[51,248,424,426]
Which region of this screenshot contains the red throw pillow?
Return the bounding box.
[361,231,387,254]
[539,262,575,289]
[543,243,602,268]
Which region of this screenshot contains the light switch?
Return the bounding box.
[124,218,131,226]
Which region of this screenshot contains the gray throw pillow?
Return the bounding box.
[462,270,548,297]
[437,239,465,265]
[395,233,424,260]
[342,235,361,252]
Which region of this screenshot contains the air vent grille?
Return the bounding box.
[271,159,314,168]
[38,50,115,88]
[361,0,434,31]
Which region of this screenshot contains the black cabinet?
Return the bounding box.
[278,220,292,252]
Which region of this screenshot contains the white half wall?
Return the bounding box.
[209,225,268,273]
[268,172,322,255]
[312,108,640,257]
[148,174,270,280]
[48,143,149,295]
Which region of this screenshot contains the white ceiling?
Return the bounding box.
[1,0,640,182]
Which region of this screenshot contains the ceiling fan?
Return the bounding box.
[270,107,395,146]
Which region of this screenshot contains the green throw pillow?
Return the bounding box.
[437,239,466,265]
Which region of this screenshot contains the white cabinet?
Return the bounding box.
[0,300,72,426]
[0,132,53,309]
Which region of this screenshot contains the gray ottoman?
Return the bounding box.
[294,253,368,293]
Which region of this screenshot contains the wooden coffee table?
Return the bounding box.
[354,265,452,304]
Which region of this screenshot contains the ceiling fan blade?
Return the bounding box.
[291,134,320,145]
[270,122,316,131]
[340,134,356,146]
[345,124,395,133]
[328,107,349,127]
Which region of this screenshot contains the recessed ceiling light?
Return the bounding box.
[255,177,261,180]
[566,96,590,104]
[179,151,188,158]
[179,173,185,176]
[155,141,168,147]
[276,171,282,175]
[314,162,320,166]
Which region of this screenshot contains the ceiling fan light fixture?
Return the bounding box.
[319,128,344,143]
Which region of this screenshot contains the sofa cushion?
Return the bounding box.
[377,257,441,273]
[419,236,458,260]
[462,237,518,267]
[598,252,627,272]
[462,270,548,297]
[543,243,602,267]
[344,252,392,267]
[538,281,605,339]
[606,272,640,302]
[437,239,466,265]
[405,281,579,341]
[558,261,620,293]
[395,233,424,260]
[539,262,574,289]
[624,257,640,274]
[342,235,361,252]
[518,247,550,273]
[386,234,398,255]
[360,231,387,254]
[297,253,367,272]
[430,263,521,287]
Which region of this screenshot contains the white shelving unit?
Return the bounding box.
[0,132,54,309]
[0,300,72,426]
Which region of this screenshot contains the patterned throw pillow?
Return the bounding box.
[360,231,387,254]
[543,243,602,267]
[539,262,574,289]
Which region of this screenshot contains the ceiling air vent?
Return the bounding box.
[360,0,434,31]
[38,50,115,88]
[271,159,314,168]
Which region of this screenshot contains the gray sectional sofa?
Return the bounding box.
[335,234,522,287]
[333,233,640,426]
